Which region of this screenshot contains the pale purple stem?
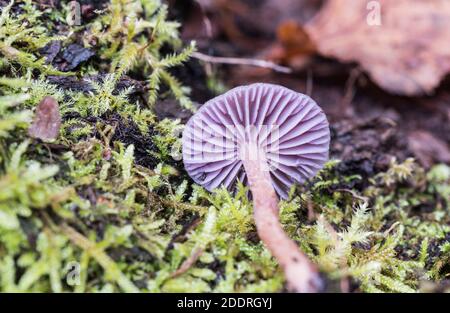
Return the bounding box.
[241,144,322,292]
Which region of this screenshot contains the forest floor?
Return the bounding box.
[0,0,449,293]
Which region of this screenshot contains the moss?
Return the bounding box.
[0,0,449,293]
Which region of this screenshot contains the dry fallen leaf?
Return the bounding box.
[408,130,450,168]
[28,96,61,142]
[267,20,316,69]
[305,0,450,96]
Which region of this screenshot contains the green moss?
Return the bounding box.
[0,0,449,293]
[0,0,66,75]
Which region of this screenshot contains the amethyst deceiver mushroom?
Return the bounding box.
[182,83,330,292]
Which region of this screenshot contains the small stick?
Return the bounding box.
[335,188,368,203]
[169,248,203,279]
[191,52,293,74]
[340,67,363,116]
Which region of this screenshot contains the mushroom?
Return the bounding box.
[182,83,330,292]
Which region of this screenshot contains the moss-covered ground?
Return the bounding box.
[0,0,449,293]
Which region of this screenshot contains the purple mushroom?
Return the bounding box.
[182,83,330,292]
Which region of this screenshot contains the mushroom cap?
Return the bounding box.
[182,83,330,199]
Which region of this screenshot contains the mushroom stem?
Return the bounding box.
[241,146,322,293]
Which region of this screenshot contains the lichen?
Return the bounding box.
[0,0,449,293]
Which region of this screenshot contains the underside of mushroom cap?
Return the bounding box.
[182,83,330,199]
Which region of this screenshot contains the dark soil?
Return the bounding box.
[106,114,160,169]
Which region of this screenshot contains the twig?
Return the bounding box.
[335,188,368,203]
[166,216,202,253]
[340,67,363,116]
[159,198,208,214]
[194,0,213,39]
[383,222,400,237]
[169,248,204,279]
[191,52,293,74]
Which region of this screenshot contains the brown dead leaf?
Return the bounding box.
[267,20,316,70]
[305,0,450,96]
[277,21,316,55]
[28,96,61,142]
[408,130,450,168]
